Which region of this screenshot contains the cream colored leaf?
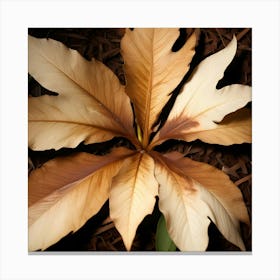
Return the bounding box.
[163,151,250,225]
[29,148,133,251]
[181,108,252,145]
[110,152,158,250]
[153,36,251,146]
[121,28,196,146]
[28,35,135,150]
[153,152,247,251]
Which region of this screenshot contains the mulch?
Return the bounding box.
[28,28,252,252]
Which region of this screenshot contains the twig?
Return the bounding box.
[111,236,123,245]
[95,221,115,235]
[236,28,250,41]
[235,174,252,186]
[215,29,226,47]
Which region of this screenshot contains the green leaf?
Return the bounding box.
[155,214,177,251]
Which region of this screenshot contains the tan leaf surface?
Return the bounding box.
[121,28,196,146]
[162,151,250,224]
[153,36,252,146]
[180,108,252,145]
[28,35,135,150]
[29,148,133,251]
[109,152,158,250]
[153,152,247,251]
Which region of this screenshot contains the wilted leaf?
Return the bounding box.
[153,152,247,251]
[166,151,250,224]
[109,152,158,250]
[178,108,252,145]
[121,28,196,146]
[153,36,251,146]
[28,35,135,150]
[29,148,133,251]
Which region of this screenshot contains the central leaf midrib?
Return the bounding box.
[125,152,144,241]
[29,119,122,135]
[143,30,155,146]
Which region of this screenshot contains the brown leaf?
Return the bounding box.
[109,152,158,250]
[121,28,196,147]
[28,148,133,251]
[152,36,251,147]
[179,108,252,145]
[153,152,248,251]
[28,35,136,150]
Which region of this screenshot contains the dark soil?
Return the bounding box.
[28,28,252,252]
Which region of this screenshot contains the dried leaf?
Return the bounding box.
[121,28,196,146]
[28,35,135,150]
[181,108,252,145]
[153,36,251,146]
[29,148,133,251]
[109,152,158,250]
[153,152,247,251]
[166,151,249,223]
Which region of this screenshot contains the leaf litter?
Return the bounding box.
[28,28,251,251]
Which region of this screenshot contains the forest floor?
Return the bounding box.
[28,28,252,252]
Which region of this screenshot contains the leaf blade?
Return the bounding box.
[28,148,133,251]
[153,152,247,251]
[109,152,158,250]
[28,35,135,150]
[153,36,252,147]
[166,152,250,224]
[121,28,196,146]
[181,108,252,145]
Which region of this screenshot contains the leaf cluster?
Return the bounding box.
[28,28,251,251]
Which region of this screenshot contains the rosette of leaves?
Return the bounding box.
[28,28,251,252]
